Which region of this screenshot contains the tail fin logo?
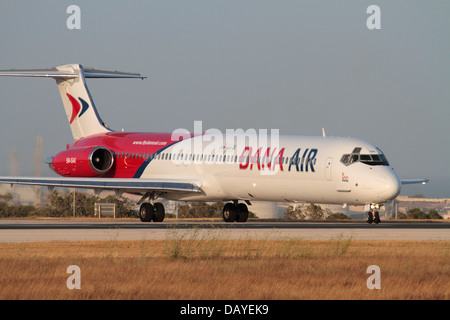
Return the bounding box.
[67,94,90,124]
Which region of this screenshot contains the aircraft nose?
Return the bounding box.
[378,169,401,201]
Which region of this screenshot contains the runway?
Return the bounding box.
[0,219,449,242]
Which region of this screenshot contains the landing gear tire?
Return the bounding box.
[223,203,237,222]
[374,211,380,224]
[236,203,249,222]
[139,203,154,222]
[139,202,165,222]
[153,202,165,222]
[367,211,380,224]
[223,202,249,222]
[367,212,373,224]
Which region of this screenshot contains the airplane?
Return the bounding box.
[0,64,428,224]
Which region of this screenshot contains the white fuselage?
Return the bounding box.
[138,134,401,206]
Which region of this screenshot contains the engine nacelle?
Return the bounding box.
[50,146,114,177]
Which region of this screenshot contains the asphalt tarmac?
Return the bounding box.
[0,219,449,242]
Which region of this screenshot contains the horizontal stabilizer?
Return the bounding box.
[0,69,77,78]
[0,67,146,79]
[83,67,146,79]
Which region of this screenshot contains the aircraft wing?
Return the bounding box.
[401,179,429,185]
[0,176,202,195]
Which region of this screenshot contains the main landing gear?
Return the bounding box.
[138,199,249,223]
[139,202,165,222]
[222,202,249,222]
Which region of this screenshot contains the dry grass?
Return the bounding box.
[0,235,449,299]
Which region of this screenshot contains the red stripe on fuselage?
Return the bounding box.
[69,132,185,178]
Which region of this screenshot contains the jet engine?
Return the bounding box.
[49,146,114,177]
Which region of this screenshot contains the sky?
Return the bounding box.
[0,1,449,197]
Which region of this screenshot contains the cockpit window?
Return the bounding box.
[340,147,389,166]
[360,155,371,161]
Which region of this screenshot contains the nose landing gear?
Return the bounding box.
[366,203,382,224]
[367,211,380,224]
